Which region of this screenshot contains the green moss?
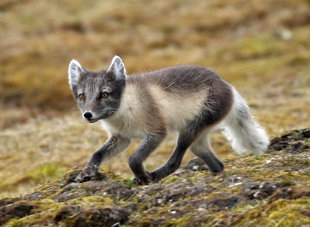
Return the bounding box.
[230,201,261,212]
[69,195,113,206]
[25,163,68,182]
[6,199,62,227]
[281,180,294,187]
[3,143,310,226]
[267,198,310,226]
[0,163,67,197]
[234,35,284,59]
[120,178,136,188]
[162,176,179,183]
[236,198,310,226]
[167,214,194,226]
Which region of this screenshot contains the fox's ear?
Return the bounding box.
[107,56,126,80]
[68,59,84,88]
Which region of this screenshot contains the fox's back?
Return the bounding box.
[115,65,233,133]
[128,65,222,92]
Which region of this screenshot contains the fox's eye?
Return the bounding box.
[78,94,85,101]
[101,92,109,99]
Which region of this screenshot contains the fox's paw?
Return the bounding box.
[132,171,152,185]
[75,166,105,182]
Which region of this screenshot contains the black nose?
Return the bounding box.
[83,112,92,119]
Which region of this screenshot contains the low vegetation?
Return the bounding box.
[1,128,309,226]
[0,0,310,226]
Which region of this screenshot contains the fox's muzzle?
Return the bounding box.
[83,111,92,120]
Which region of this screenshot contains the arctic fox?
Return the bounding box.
[68,56,269,184]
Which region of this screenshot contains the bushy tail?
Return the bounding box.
[222,87,269,155]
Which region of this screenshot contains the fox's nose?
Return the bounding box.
[83,112,92,120]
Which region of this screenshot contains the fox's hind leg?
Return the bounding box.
[190,129,224,174]
[150,80,233,182]
[150,123,214,182]
[150,129,196,182]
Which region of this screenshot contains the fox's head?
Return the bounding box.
[68,56,126,123]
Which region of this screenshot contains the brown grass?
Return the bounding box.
[1,0,310,197]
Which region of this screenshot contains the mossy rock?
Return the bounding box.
[2,128,310,226]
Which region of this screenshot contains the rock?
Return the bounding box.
[207,196,239,210]
[268,187,310,202]
[24,191,43,201]
[86,207,129,226]
[65,169,106,185]
[274,29,292,41]
[54,181,136,202]
[301,129,310,138]
[100,182,135,200]
[137,182,214,207]
[54,205,129,227]
[183,157,209,171]
[0,202,37,225]
[243,181,279,200]
[54,205,84,223]
[54,182,84,202]
[123,202,137,212]
[269,128,310,153]
[0,197,20,207]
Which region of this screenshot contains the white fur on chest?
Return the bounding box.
[101,85,148,138]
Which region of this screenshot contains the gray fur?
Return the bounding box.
[68,56,267,184]
[75,135,130,182]
[129,65,218,93]
[190,131,224,174]
[69,62,126,122]
[129,133,166,184]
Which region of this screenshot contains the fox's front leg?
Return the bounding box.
[129,133,165,185]
[75,135,130,182]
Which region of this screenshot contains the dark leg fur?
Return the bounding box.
[192,152,224,174]
[192,144,224,175]
[150,101,228,182]
[150,125,204,183]
[129,133,166,185]
[75,135,130,182]
[190,136,224,175]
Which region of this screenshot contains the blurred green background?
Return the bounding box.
[0,0,310,197]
